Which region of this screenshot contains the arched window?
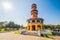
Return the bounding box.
[41,20,43,24]
[37,20,40,23]
[32,20,35,23]
[28,21,30,23]
[40,20,43,24]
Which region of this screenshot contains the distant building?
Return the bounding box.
[27,4,44,31]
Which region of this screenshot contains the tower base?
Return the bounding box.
[27,24,44,31]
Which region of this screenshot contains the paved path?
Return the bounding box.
[0,31,59,40]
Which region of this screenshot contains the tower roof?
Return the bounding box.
[31,10,38,15]
[32,4,37,7]
[27,18,44,22]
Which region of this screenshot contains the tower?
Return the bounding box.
[27,4,44,31]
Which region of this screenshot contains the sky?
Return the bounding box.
[0,0,60,26]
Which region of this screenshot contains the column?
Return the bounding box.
[30,24,32,31]
[36,24,38,31]
[40,20,41,24]
[35,20,37,23]
[42,24,44,29]
[30,20,32,24]
[27,25,28,31]
[41,24,42,30]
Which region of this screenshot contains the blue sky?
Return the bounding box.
[0,0,60,26]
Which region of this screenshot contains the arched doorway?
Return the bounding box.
[32,25,35,31]
[37,25,41,30]
[28,25,30,30]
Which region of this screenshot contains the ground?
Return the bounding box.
[0,31,60,40]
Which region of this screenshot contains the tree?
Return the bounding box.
[6,21,20,28]
[44,25,51,29]
[55,25,60,29]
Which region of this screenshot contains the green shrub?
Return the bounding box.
[14,31,20,34]
[46,34,55,39]
[52,32,56,35]
[10,28,13,31]
[6,28,10,31]
[41,34,47,37]
[0,29,5,32]
[48,28,51,30]
[41,34,56,39]
[13,28,17,31]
